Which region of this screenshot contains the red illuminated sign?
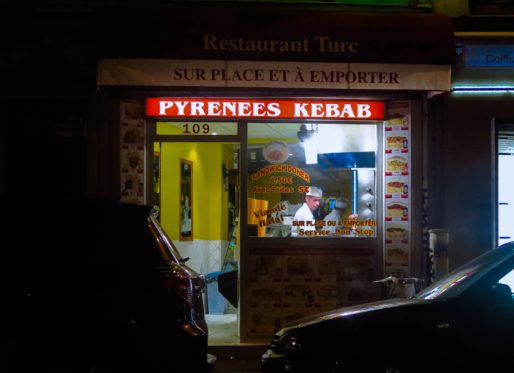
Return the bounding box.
[145,98,384,120]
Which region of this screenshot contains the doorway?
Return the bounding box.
[153,140,241,345]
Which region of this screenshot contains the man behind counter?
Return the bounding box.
[291,186,323,237]
[323,197,358,236]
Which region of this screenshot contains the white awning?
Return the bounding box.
[97,58,451,91]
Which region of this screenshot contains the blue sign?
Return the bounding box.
[465,45,514,67]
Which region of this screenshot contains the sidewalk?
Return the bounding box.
[209,345,265,373]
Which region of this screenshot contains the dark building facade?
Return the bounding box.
[427,14,514,271]
[1,2,468,344]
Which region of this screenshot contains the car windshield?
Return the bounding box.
[149,215,184,263]
[415,243,514,300]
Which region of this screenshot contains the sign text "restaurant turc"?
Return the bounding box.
[203,34,359,54]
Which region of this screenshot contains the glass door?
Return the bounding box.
[153,138,241,345]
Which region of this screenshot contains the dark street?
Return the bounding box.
[209,346,263,373]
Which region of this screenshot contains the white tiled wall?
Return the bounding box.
[175,240,229,276]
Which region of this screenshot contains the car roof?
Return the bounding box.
[2,198,156,263]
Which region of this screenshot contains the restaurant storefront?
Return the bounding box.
[94,5,454,343]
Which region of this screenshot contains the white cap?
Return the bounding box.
[335,198,347,209]
[306,186,323,198]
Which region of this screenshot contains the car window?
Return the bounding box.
[415,266,480,300]
[498,269,514,293]
[481,254,514,304]
[148,215,183,263]
[416,244,514,300]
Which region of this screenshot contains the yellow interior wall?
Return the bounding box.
[160,142,228,240]
[156,122,183,135]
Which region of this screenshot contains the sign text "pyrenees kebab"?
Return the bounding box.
[146,98,384,120]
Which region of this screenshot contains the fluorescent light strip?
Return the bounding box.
[452,86,514,94]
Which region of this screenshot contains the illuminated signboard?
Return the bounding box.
[146,98,385,120]
[465,45,514,68]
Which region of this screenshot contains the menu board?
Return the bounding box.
[244,248,376,338]
[383,101,411,277]
[120,100,146,204]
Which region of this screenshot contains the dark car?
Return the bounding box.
[0,200,214,373]
[262,242,514,373]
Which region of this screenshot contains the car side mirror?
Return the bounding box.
[489,283,512,305]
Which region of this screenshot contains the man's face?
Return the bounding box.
[306,196,321,211]
[335,207,346,214]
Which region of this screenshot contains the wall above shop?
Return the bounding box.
[97,4,454,65]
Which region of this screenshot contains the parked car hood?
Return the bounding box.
[278,298,427,335]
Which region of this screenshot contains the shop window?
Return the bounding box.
[498,129,514,246]
[247,122,377,238]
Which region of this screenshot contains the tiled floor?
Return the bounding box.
[207,313,269,346]
[207,314,265,373]
[207,313,239,346]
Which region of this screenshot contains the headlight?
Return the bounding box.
[276,332,301,354]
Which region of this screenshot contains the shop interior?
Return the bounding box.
[152,120,381,345]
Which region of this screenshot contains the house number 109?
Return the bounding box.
[182,123,210,134]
